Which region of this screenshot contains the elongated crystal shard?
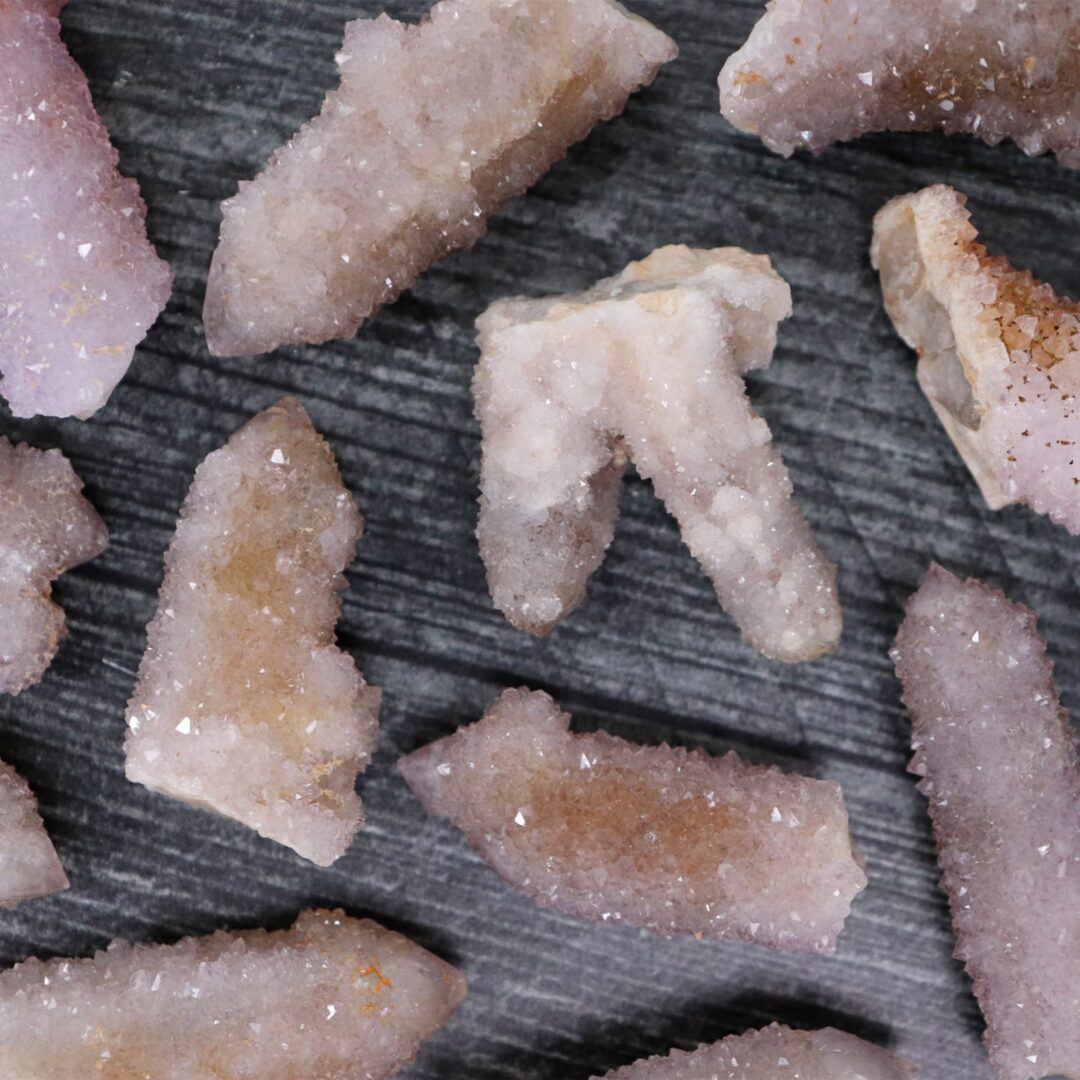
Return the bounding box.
[0,758,67,907]
[400,688,866,953]
[892,565,1080,1080]
[125,398,380,866]
[0,909,466,1079]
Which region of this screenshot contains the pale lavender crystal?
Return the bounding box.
[0,909,466,1079]
[125,398,381,866]
[0,0,172,418]
[0,758,67,907]
[593,1023,914,1080]
[203,0,676,358]
[0,437,108,695]
[474,245,841,663]
[400,688,866,953]
[720,0,1080,167]
[892,565,1080,1080]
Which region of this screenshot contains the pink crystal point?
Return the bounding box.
[0,757,68,907]
[892,565,1080,1080]
[873,185,1080,534]
[593,1023,914,1079]
[400,688,866,953]
[0,909,466,1079]
[0,0,172,419]
[125,398,381,866]
[202,0,676,358]
[474,245,841,663]
[0,438,108,695]
[720,0,1080,167]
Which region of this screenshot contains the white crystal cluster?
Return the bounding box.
[400,688,866,953]
[0,758,67,908]
[720,0,1080,166]
[873,185,1080,533]
[475,245,841,663]
[0,909,466,1079]
[125,399,381,866]
[892,565,1080,1080]
[0,0,172,418]
[204,0,676,357]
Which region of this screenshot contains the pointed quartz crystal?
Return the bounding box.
[400,688,867,953]
[0,757,68,908]
[125,399,381,866]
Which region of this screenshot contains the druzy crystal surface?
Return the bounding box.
[892,565,1080,1080]
[0,758,67,908]
[720,0,1080,167]
[874,185,1080,534]
[594,1023,913,1080]
[0,438,108,696]
[474,245,841,663]
[0,909,466,1079]
[400,688,866,953]
[203,0,676,357]
[0,0,172,418]
[125,398,380,866]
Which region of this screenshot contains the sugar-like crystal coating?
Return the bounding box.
[0,0,172,418]
[0,758,67,908]
[0,909,466,1079]
[892,565,1080,1080]
[592,1023,914,1080]
[0,437,108,696]
[203,0,676,358]
[720,0,1080,167]
[400,688,866,953]
[873,185,1080,534]
[125,398,381,866]
[474,245,841,663]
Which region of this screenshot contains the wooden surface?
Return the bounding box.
[2,2,1079,1077]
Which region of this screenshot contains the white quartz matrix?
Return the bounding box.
[0,757,68,907]
[400,688,867,953]
[0,0,172,418]
[892,565,1080,1080]
[720,0,1080,167]
[475,245,841,663]
[125,398,381,866]
[0,909,466,1079]
[203,0,676,357]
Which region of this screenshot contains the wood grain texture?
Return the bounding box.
[2,1,1079,1077]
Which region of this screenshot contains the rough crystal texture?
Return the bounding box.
[0,758,67,908]
[474,245,841,663]
[719,0,1080,167]
[593,1023,914,1080]
[873,185,1080,534]
[399,688,866,953]
[203,0,676,357]
[0,0,172,418]
[125,398,381,866]
[892,565,1080,1080]
[0,908,466,1079]
[0,437,108,695]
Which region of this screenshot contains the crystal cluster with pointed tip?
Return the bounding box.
[0,758,67,908]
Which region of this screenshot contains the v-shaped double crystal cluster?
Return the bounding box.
[0,757,67,908]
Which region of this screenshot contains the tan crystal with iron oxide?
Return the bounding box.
[0,758,68,907]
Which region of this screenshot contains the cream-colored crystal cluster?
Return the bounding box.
[720,0,1080,166]
[125,399,381,866]
[873,185,1080,534]
[400,688,866,953]
[0,909,466,1079]
[474,245,841,663]
[0,758,67,908]
[0,438,108,696]
[892,565,1080,1080]
[203,0,676,357]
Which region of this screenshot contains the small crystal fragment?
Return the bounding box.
[0,0,172,418]
[892,565,1080,1080]
[399,688,866,952]
[0,757,68,907]
[873,185,1080,533]
[203,0,676,357]
[474,245,841,663]
[0,909,466,1079]
[592,1023,914,1079]
[0,438,108,695]
[720,0,1080,167]
[125,398,381,866]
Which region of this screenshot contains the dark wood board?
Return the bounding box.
[2,1,1079,1077]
